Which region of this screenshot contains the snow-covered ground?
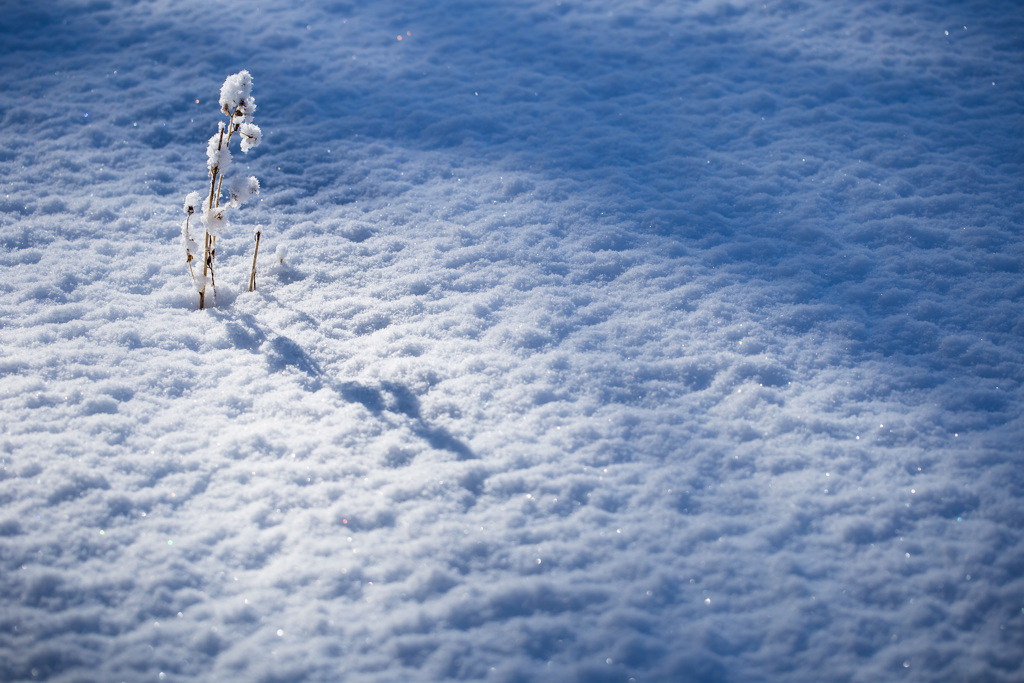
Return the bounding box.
[2,0,1023,680]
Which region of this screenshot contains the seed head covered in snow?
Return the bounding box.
[229,175,260,206]
[235,96,257,124]
[219,70,253,116]
[183,191,202,215]
[206,125,231,175]
[203,203,227,237]
[238,122,262,152]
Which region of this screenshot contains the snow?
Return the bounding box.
[1,0,1023,681]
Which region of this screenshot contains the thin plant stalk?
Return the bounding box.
[184,208,197,282]
[199,126,227,309]
[249,229,261,292]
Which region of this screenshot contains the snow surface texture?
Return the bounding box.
[1,0,1023,681]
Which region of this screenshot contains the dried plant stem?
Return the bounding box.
[198,232,211,309]
[184,210,197,281]
[215,117,241,205]
[207,126,225,209]
[210,236,217,290]
[216,172,226,209]
[249,229,262,292]
[199,126,228,309]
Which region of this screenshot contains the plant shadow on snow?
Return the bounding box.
[215,310,476,462]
